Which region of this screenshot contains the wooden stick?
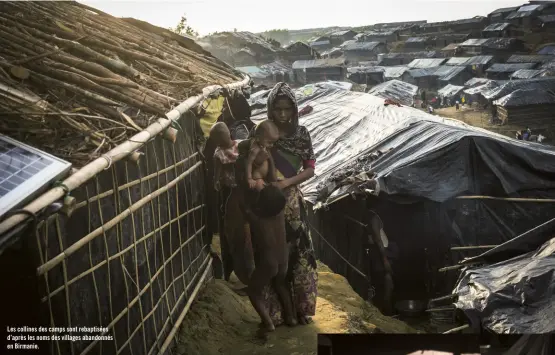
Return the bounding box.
[455,195,555,202]
[451,245,498,251]
[0,76,249,236]
[426,307,455,312]
[158,256,213,354]
[443,324,470,334]
[37,161,202,276]
[429,294,456,303]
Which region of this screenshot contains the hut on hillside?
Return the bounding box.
[510,69,548,80]
[506,54,554,65]
[488,6,519,23]
[367,80,418,105]
[341,41,387,63]
[320,47,344,59]
[415,17,487,34]
[284,41,319,62]
[486,63,538,80]
[232,48,258,66]
[355,30,399,44]
[437,84,465,104]
[347,66,385,86]
[206,31,280,65]
[404,68,439,89]
[494,89,555,124]
[434,65,473,87]
[404,37,432,50]
[464,55,496,76]
[460,38,527,59]
[377,51,440,66]
[504,3,555,28]
[407,58,447,69]
[431,33,469,48]
[446,57,471,66]
[292,57,346,84]
[309,35,333,51]
[0,1,247,354]
[481,23,520,38]
[440,43,462,57]
[330,30,358,46]
[383,66,409,81]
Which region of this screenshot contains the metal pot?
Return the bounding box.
[395,300,426,317]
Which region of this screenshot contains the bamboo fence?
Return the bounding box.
[0,1,251,354]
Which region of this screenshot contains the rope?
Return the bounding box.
[307,221,367,279]
[52,180,70,195]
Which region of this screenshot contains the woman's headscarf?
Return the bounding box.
[266,83,315,161]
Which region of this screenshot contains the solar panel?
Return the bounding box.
[0,134,72,220]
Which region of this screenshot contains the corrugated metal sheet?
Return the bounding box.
[292,57,345,69]
[482,78,555,100]
[383,66,409,78]
[438,84,465,98]
[460,38,489,46]
[494,89,555,107]
[464,55,494,65]
[407,58,447,69]
[446,57,470,66]
[539,15,555,23]
[434,66,467,81]
[483,23,511,31]
[367,79,418,105]
[464,77,492,87]
[342,41,383,51]
[510,69,547,79]
[507,55,553,64]
[486,63,537,73]
[538,45,555,55]
[408,67,439,78]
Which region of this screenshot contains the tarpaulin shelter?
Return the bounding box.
[251,84,555,313]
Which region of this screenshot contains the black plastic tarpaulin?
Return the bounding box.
[504,335,554,355]
[454,237,555,334]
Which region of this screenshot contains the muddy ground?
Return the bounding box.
[175,237,416,355]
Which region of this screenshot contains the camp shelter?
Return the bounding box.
[488,6,519,23]
[284,41,319,62]
[433,65,473,86]
[493,88,555,124]
[251,84,555,315]
[480,77,555,103]
[437,84,464,103]
[0,1,249,354]
[355,30,399,44]
[341,41,387,63]
[464,77,493,88]
[486,63,538,80]
[454,221,555,334]
[404,36,432,50]
[236,61,293,85]
[539,14,555,29]
[320,47,344,59]
[377,51,440,66]
[445,57,470,66]
[507,54,554,64]
[510,69,547,79]
[482,23,520,38]
[367,80,418,106]
[309,35,333,51]
[440,43,462,57]
[347,66,385,87]
[407,58,447,69]
[204,30,281,65]
[292,57,347,84]
[463,55,496,75]
[383,66,410,81]
[330,29,358,46]
[404,68,439,89]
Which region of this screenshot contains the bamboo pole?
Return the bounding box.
[37,161,202,276]
[455,195,555,202]
[158,256,213,354]
[0,75,250,236]
[443,324,470,334]
[451,245,498,251]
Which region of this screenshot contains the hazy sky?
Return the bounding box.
[80,0,527,36]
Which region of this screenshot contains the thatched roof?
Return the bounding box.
[0,1,241,166]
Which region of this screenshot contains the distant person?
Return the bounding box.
[461,95,466,106]
[421,89,426,104]
[455,100,460,110]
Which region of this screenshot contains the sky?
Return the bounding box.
[80,0,528,36]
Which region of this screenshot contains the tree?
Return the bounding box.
[170,14,198,37]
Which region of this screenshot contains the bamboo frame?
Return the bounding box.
[37,161,202,276]
[0,76,250,235]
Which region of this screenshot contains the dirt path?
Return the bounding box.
[176,254,416,355]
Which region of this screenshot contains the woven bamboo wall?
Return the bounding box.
[32,111,210,355]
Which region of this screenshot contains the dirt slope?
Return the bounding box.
[175,259,416,355]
